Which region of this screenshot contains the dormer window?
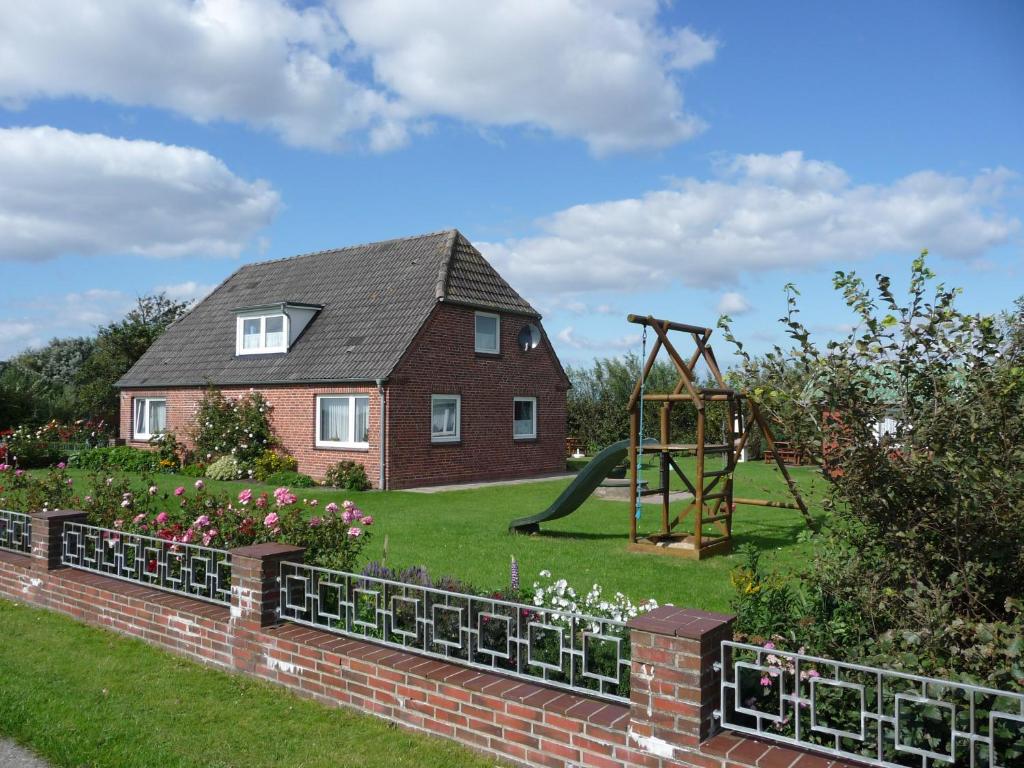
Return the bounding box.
[475,311,500,354]
[232,301,323,357]
[237,313,288,355]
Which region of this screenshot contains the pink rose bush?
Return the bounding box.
[0,465,374,573]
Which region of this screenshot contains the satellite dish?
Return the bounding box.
[518,323,541,351]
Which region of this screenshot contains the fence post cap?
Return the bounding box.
[229,542,305,560]
[628,606,734,639]
[29,509,88,522]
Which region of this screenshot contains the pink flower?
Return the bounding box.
[238,489,252,505]
[113,519,124,529]
[174,486,185,496]
[347,527,362,538]
[807,669,820,679]
[763,641,776,650]
[308,498,319,507]
[194,480,204,490]
[66,478,73,486]
[181,528,195,543]
[255,495,267,509]
[342,500,355,510]
[341,510,354,524]
[132,514,145,524]
[57,462,66,469]
[274,487,296,507]
[263,512,280,527]
[202,531,216,546]
[156,512,169,524]
[359,515,373,526]
[760,676,772,687]
[148,486,158,496]
[325,502,339,514]
[194,514,210,528]
[309,517,322,528]
[15,469,24,477]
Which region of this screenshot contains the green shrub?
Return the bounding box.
[204,455,240,481]
[149,431,183,470]
[177,464,206,477]
[191,389,275,470]
[69,446,161,473]
[253,450,297,481]
[264,470,315,488]
[322,460,370,491]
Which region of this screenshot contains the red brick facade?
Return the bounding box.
[118,304,568,489]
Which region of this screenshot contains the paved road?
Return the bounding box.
[0,740,50,767]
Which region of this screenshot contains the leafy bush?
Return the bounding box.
[253,450,297,481]
[263,470,315,487]
[724,256,1024,692]
[322,460,370,491]
[204,455,240,481]
[149,430,184,471]
[69,445,162,473]
[177,464,206,478]
[191,389,275,471]
[2,426,60,467]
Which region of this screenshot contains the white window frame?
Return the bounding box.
[236,313,289,355]
[431,394,461,443]
[315,394,370,450]
[474,311,500,354]
[513,396,537,440]
[132,397,167,440]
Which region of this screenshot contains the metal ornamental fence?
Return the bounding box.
[0,510,31,554]
[279,561,632,704]
[717,640,1024,768]
[61,522,232,605]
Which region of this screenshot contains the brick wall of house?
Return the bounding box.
[119,385,383,487]
[385,303,569,489]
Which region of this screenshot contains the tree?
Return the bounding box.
[75,294,190,425]
[724,254,1024,689]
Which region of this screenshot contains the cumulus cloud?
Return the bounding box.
[156,281,218,302]
[557,325,641,351]
[717,292,751,315]
[480,152,1019,293]
[0,126,280,262]
[0,0,715,153]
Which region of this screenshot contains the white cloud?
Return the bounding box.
[717,292,751,315]
[557,325,641,351]
[0,0,715,153]
[156,281,218,302]
[480,152,1019,293]
[0,126,280,262]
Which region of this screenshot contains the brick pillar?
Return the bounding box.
[29,509,87,573]
[627,606,734,760]
[228,542,304,673]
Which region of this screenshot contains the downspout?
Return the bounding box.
[376,378,386,490]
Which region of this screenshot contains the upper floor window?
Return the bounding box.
[475,311,500,354]
[513,397,537,440]
[133,397,166,440]
[237,313,288,355]
[316,395,370,449]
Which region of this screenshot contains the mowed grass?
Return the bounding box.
[35,458,826,611]
[0,599,501,768]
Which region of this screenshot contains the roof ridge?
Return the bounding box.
[433,229,460,300]
[239,228,459,271]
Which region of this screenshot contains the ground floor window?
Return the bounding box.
[513,397,537,439]
[133,397,167,440]
[431,394,461,442]
[316,394,370,448]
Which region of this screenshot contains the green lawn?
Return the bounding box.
[38,457,827,612]
[0,599,500,768]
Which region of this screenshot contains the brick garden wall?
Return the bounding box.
[0,510,860,768]
[386,303,569,489]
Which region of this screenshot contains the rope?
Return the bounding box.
[635,326,648,521]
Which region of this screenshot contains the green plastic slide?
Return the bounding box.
[508,438,657,534]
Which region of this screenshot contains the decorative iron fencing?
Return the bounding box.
[279,561,631,704]
[61,522,232,605]
[717,640,1024,768]
[0,510,31,554]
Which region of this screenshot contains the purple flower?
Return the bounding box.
[309,516,322,528]
[238,489,252,505]
[325,502,339,514]
[347,527,362,538]
[194,514,210,528]
[174,486,185,496]
[57,462,66,469]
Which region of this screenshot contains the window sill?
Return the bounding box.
[474,350,501,358]
[513,436,539,443]
[431,439,462,446]
[315,443,370,453]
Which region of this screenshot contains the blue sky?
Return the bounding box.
[1,0,1021,367]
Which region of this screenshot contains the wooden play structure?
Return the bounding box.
[626,315,814,559]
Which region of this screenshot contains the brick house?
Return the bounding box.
[117,230,569,489]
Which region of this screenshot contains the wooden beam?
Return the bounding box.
[749,402,817,530]
[627,315,712,336]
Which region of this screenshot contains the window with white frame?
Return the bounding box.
[474,311,500,354]
[133,397,167,440]
[431,394,461,443]
[513,397,537,439]
[316,395,370,449]
[236,313,288,354]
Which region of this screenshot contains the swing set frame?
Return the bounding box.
[626,314,814,560]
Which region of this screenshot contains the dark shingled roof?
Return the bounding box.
[118,230,539,387]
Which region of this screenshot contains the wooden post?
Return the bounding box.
[749,401,817,530]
